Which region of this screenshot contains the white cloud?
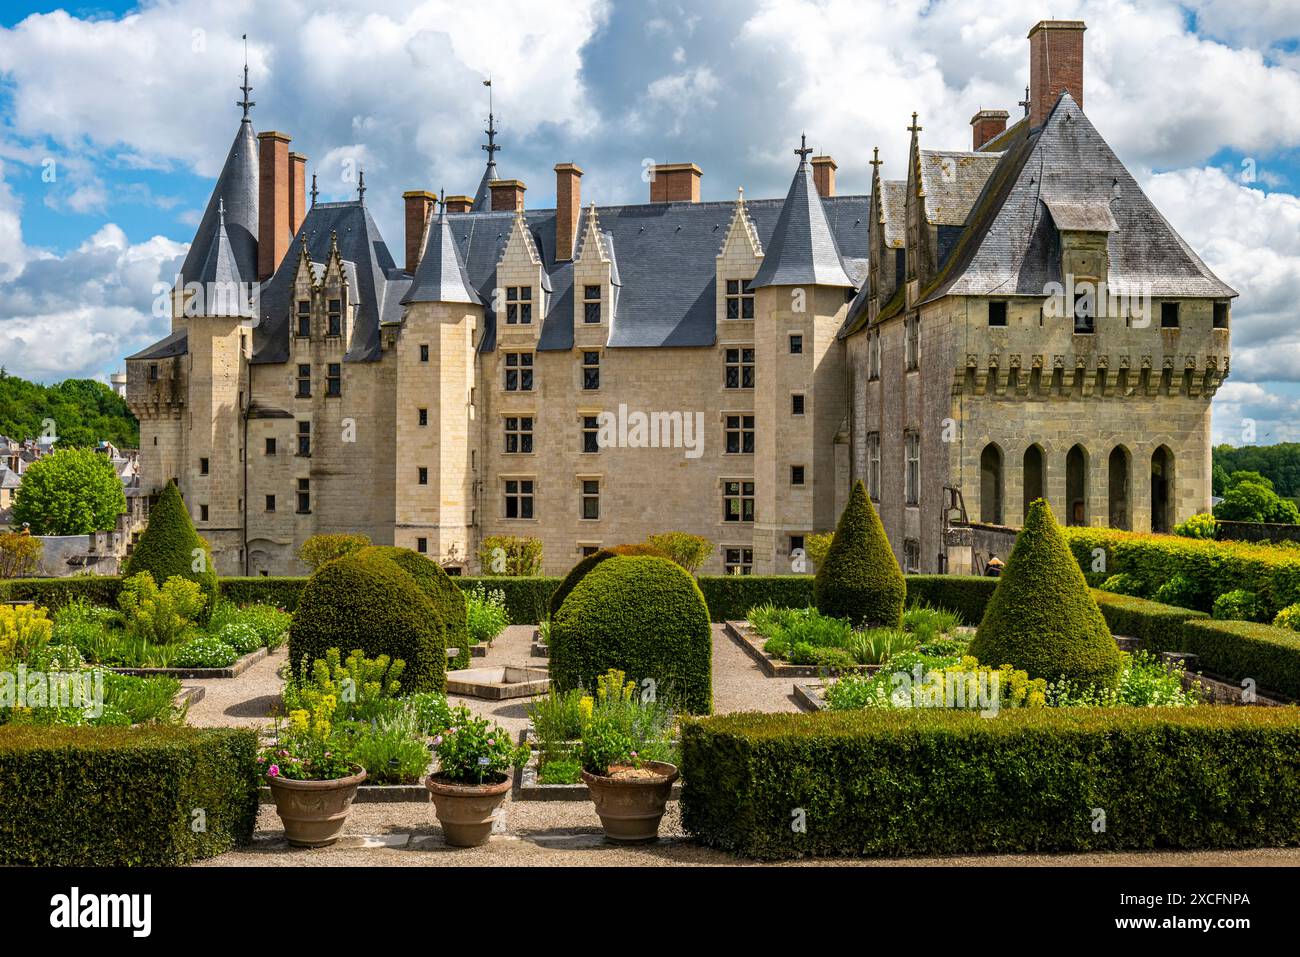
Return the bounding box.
[1211,381,1300,445]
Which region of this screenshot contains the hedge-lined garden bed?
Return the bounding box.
[0,725,260,865]
[680,708,1300,860]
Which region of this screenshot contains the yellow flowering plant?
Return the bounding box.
[259,696,357,781]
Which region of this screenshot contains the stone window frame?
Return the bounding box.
[583,285,602,325]
[326,362,342,397]
[988,301,1008,327]
[722,478,756,524]
[503,415,535,454]
[502,476,536,521]
[296,363,312,398]
[504,351,534,392]
[904,429,920,506]
[791,393,806,416]
[868,327,881,380]
[296,421,311,458]
[723,412,755,455]
[724,346,756,390]
[581,350,601,390]
[904,317,920,371]
[579,476,601,521]
[723,546,754,575]
[265,494,275,512]
[418,467,429,486]
[724,278,755,320]
[505,286,533,326]
[788,332,803,355]
[790,464,806,486]
[295,299,311,338]
[867,431,881,500]
[418,408,428,427]
[296,478,311,515]
[903,538,921,574]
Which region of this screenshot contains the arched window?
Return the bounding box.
[1066,444,1088,526]
[1151,446,1175,533]
[1023,444,1046,520]
[980,443,1004,524]
[1108,446,1131,530]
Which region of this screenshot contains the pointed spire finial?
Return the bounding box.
[907,112,922,135]
[238,34,255,119]
[357,167,366,205]
[482,77,500,161]
[310,171,318,206]
[1019,85,1031,117]
[218,197,226,223]
[794,132,813,166]
[870,147,882,171]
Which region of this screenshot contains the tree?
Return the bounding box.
[970,499,1121,687]
[477,535,543,575]
[298,533,371,570]
[1213,477,1300,525]
[0,373,138,449]
[643,532,714,574]
[0,532,42,578]
[122,481,218,620]
[10,448,126,535]
[813,480,905,628]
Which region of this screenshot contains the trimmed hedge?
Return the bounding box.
[121,480,219,622]
[698,575,816,621]
[814,480,906,628]
[0,575,124,610]
[359,546,469,669]
[0,725,259,865]
[549,550,616,620]
[289,551,447,693]
[680,708,1300,860]
[1091,591,1208,654]
[218,576,305,611]
[458,576,556,625]
[904,575,997,625]
[551,555,712,713]
[1181,619,1300,700]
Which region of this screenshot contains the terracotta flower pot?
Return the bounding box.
[580,761,679,843]
[426,773,512,847]
[267,767,367,848]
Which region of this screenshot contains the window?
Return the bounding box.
[199,504,209,522]
[723,480,755,523]
[416,537,428,554]
[265,494,275,512]
[148,363,159,382]
[297,421,310,457]
[265,437,277,456]
[580,544,601,557]
[725,347,755,389]
[791,394,805,416]
[791,465,805,486]
[725,414,755,454]
[296,364,311,397]
[296,300,310,337]
[583,285,601,324]
[419,344,430,362]
[296,478,310,514]
[418,408,428,427]
[867,432,881,500]
[504,416,534,454]
[1073,291,1094,334]
[582,351,600,390]
[905,318,920,370]
[327,299,341,337]
[582,415,601,453]
[904,430,920,505]
[506,286,533,325]
[988,301,1008,327]
[903,539,921,574]
[1214,301,1230,329]
[789,333,803,354]
[504,479,535,519]
[725,279,755,320]
[418,467,429,485]
[505,352,533,391]
[581,479,600,520]
[1161,301,1180,329]
[868,329,881,380]
[790,534,805,554]
[199,457,209,476]
[724,547,754,575]
[326,363,342,397]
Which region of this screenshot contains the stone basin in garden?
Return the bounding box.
[446,665,550,700]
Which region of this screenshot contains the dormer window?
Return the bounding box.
[725,279,755,319]
[583,286,602,324]
[327,299,342,337]
[296,300,310,338]
[506,286,532,325]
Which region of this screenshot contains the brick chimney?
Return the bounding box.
[554,163,583,261]
[490,179,526,212]
[257,131,292,281]
[1028,20,1085,129]
[811,155,837,198]
[970,109,1010,150]
[444,195,473,214]
[403,190,436,275]
[649,163,702,203]
[289,152,308,236]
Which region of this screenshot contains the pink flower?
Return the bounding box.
[433,735,443,746]
[630,751,638,759]
[487,738,495,746]
[256,756,265,763]
[268,765,280,777]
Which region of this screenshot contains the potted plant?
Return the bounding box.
[426,706,528,847]
[578,670,679,844]
[261,703,366,848]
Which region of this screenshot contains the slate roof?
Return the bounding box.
[880,180,906,248]
[127,328,189,361]
[179,119,258,288]
[919,150,1003,225]
[403,205,480,305]
[751,160,854,289]
[472,159,499,212]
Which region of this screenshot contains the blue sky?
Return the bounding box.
[2,0,1300,444]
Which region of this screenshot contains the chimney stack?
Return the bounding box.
[444,195,473,214]
[649,163,702,203]
[811,155,837,198]
[970,109,1010,150]
[289,152,308,236]
[257,131,292,281]
[403,190,437,275]
[554,163,583,261]
[1028,20,1086,129]
[490,179,526,212]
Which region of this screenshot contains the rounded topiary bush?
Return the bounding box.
[547,543,673,620]
[122,480,218,622]
[357,546,468,668]
[814,480,905,628]
[970,498,1122,687]
[550,555,712,713]
[288,551,446,693]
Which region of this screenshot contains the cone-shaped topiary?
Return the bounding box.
[288,550,446,692]
[357,545,469,669]
[814,480,905,628]
[970,498,1122,687]
[121,480,219,622]
[551,555,712,713]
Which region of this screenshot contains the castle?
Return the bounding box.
[125,19,1234,577]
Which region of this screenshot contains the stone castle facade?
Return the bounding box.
[126,19,1233,577]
